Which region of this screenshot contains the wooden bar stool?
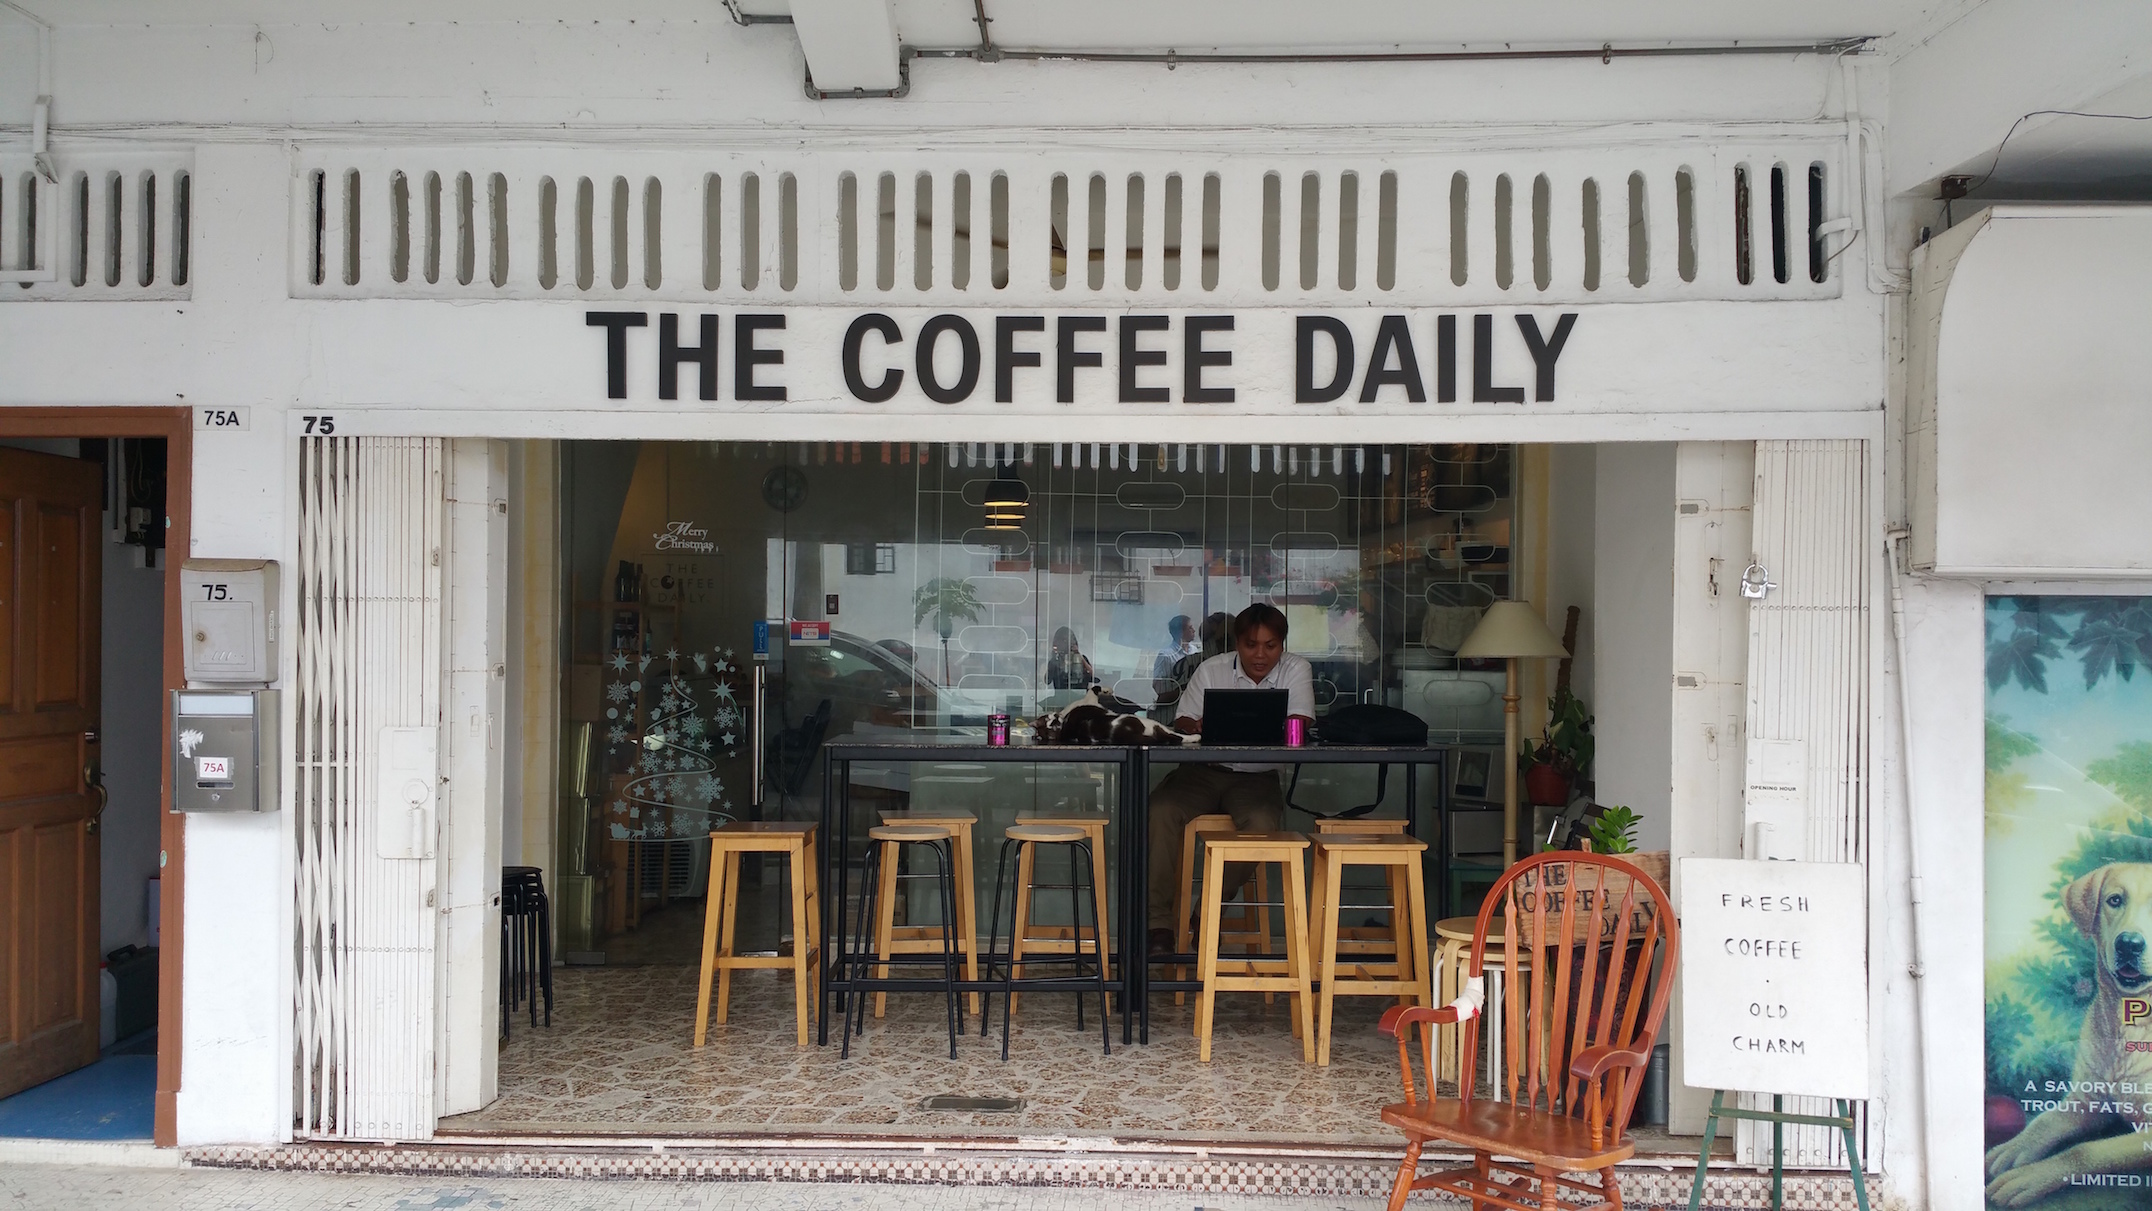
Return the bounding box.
[1311,818,1410,958]
[1006,811,1112,1016]
[984,823,1113,1059]
[1308,832,1432,1065]
[1193,832,1315,1063]
[842,824,964,1059]
[1172,814,1272,1007]
[693,821,819,1048]
[873,809,981,1017]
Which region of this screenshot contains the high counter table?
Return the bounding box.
[818,740,1449,1048]
[1135,744,1448,1043]
[818,741,1143,1046]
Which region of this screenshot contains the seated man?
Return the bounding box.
[1146,602,1315,954]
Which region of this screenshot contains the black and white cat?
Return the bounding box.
[1034,687,1194,746]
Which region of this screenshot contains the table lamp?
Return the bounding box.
[1454,601,1570,867]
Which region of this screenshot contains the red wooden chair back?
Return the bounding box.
[1454,852,1677,1147]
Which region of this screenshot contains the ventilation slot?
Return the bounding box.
[639,176,659,290]
[607,175,628,290]
[1807,163,1828,284]
[1375,170,1397,291]
[1123,173,1143,290]
[741,171,763,292]
[71,171,88,288]
[171,170,189,286]
[1676,167,1697,283]
[779,172,798,292]
[1626,170,1650,287]
[1448,172,1468,287]
[104,172,124,287]
[1200,172,1220,291]
[874,171,894,291]
[536,177,556,290]
[1048,172,1067,290]
[1161,173,1182,290]
[424,172,442,286]
[137,172,156,287]
[1085,173,1105,291]
[492,173,511,289]
[1298,172,1319,291]
[390,172,412,284]
[1769,163,1789,285]
[572,176,592,291]
[1530,173,1551,292]
[1260,171,1281,291]
[950,171,971,290]
[1493,173,1513,291]
[1580,178,1601,292]
[990,171,1009,289]
[1733,164,1752,286]
[306,171,324,286]
[455,172,475,287]
[914,171,932,290]
[836,172,856,291]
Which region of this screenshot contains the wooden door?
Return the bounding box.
[0,447,103,1099]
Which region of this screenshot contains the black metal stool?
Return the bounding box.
[500,865,553,1039]
[841,824,963,1059]
[983,823,1111,1061]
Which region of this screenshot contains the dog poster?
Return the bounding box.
[1984,596,2152,1209]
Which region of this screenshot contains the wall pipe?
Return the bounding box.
[909,37,1873,68]
[1883,524,1937,1211]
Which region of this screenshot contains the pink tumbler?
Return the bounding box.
[1285,717,1307,747]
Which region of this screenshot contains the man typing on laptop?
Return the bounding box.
[1147,602,1315,956]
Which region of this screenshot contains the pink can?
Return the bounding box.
[1285,717,1307,747]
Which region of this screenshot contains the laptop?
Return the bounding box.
[1201,688,1290,745]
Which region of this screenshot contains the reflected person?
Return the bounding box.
[1043,625,1095,690]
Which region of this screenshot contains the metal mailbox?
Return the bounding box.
[172,690,280,813]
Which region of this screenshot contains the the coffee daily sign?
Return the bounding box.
[1679,857,1870,1101]
[583,308,1578,408]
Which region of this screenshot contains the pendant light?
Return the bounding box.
[983,462,1029,530]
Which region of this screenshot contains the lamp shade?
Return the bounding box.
[983,471,1029,530]
[1454,601,1568,660]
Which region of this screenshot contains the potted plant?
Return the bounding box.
[1579,803,1672,893]
[1522,685,1593,806]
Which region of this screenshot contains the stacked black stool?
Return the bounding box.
[500,865,554,1039]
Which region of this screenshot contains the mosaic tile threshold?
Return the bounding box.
[183,1142,1887,1210]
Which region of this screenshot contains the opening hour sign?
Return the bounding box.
[1680,858,1870,1101]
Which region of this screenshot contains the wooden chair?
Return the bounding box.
[1194,832,1315,1063]
[1309,832,1431,1066]
[1375,851,1677,1211]
[1311,818,1411,957]
[873,809,981,1017]
[1173,814,1272,1007]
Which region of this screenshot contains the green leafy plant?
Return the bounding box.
[1585,804,1640,855]
[1524,687,1595,778]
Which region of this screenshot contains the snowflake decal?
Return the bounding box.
[606,682,631,703]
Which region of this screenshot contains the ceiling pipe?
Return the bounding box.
[907,36,1873,69]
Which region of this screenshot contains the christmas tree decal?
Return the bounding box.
[602,646,744,840]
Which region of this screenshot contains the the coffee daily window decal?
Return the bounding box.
[1983,595,2152,1209]
[583,308,1578,408]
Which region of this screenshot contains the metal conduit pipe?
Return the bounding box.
[909,38,1875,68]
[1884,524,1937,1211]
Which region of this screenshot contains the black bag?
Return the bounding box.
[1286,705,1429,819]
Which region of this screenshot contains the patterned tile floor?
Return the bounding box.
[454,961,1707,1160]
[455,962,1409,1142]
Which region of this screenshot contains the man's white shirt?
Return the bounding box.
[1177,650,1316,773]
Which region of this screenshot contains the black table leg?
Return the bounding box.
[1132,747,1150,1045]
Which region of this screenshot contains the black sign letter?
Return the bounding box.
[842,313,903,403]
[1119,315,1170,403]
[1056,316,1108,403]
[1358,314,1427,403]
[658,313,719,401]
[1184,315,1235,403]
[995,315,1045,402]
[1436,314,1457,403]
[915,314,982,404]
[1296,315,1354,404]
[735,313,786,401]
[1516,313,1578,402]
[1472,313,1525,404]
[587,311,648,400]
